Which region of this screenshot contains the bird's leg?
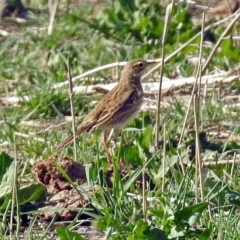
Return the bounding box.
[113,129,125,165]
[102,131,112,163]
[113,129,120,149]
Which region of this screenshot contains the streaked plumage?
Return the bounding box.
[57,59,153,162]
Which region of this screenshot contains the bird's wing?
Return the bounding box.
[92,84,143,129]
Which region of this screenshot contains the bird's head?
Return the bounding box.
[120,59,155,84]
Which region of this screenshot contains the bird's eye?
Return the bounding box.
[138,62,144,68]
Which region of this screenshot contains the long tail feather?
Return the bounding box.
[56,125,87,151]
[56,134,75,151]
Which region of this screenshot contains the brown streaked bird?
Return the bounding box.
[209,0,239,15]
[56,59,154,162]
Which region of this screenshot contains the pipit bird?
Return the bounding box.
[57,59,154,162]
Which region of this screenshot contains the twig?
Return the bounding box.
[0,0,6,23]
[142,162,147,221]
[187,160,240,166]
[66,58,77,162]
[155,0,174,150]
[10,134,19,239]
[197,13,205,204]
[48,0,58,35]
[13,132,45,142]
[52,61,129,89]
[162,124,166,192]
[230,152,236,179]
[194,96,199,203]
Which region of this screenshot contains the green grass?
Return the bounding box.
[0,0,240,239]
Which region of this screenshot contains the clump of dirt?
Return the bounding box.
[38,188,89,221]
[32,155,154,221]
[32,155,88,221]
[32,155,87,195]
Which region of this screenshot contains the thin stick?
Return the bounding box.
[194,96,200,203]
[155,0,175,150]
[197,13,205,204]
[195,95,204,202]
[197,13,211,221]
[187,159,240,166]
[191,12,205,204]
[162,124,166,192]
[0,0,6,23]
[66,58,77,161]
[48,0,59,35]
[10,134,19,239]
[197,12,205,99]
[142,163,147,221]
[53,61,128,89]
[230,152,236,179]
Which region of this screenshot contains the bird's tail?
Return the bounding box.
[56,133,75,151]
[56,125,87,151]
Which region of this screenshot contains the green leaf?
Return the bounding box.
[149,208,165,219]
[187,227,211,240]
[139,125,153,150]
[176,8,191,24]
[174,202,208,225]
[18,184,47,204]
[133,219,149,236]
[0,152,13,181]
[123,166,142,192]
[56,226,86,240]
[0,184,47,211]
[204,178,227,206]
[123,145,142,165]
[145,228,169,240]
[169,226,185,238]
[0,153,47,210]
[127,219,151,240]
[0,195,12,211]
[221,40,239,62]
[0,152,15,198]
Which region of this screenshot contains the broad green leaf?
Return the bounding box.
[204,178,227,206]
[123,145,142,165]
[145,228,169,240]
[227,189,240,207]
[188,228,211,240]
[127,220,151,240]
[56,226,86,240]
[0,184,47,211]
[123,166,142,192]
[0,152,13,181]
[169,226,184,238]
[221,40,239,62]
[139,125,153,150]
[174,202,208,225]
[0,152,15,198]
[0,195,12,211]
[17,184,47,204]
[133,219,149,237]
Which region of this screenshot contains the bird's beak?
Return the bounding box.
[142,60,158,79]
[146,60,158,65]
